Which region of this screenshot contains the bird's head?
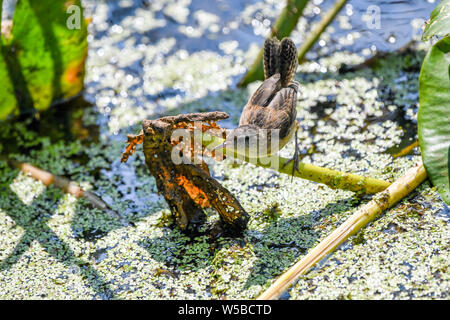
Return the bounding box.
[213,125,274,159]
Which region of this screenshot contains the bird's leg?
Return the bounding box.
[282,122,300,179]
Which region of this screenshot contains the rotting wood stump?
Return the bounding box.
[122,112,249,231]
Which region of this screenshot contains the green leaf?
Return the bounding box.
[0,48,18,119]
[0,0,18,119]
[0,0,87,119]
[422,0,450,41]
[418,36,450,204]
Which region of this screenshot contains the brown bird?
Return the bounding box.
[216,37,301,176]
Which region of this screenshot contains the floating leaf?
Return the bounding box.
[0,0,88,119]
[418,36,450,204]
[422,0,450,41]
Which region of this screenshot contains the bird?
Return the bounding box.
[215,37,301,176]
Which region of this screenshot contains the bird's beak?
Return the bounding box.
[212,141,227,152]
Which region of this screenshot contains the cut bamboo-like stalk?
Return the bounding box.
[257,161,427,300]
[202,133,390,194]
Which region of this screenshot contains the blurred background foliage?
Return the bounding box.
[0,0,88,120]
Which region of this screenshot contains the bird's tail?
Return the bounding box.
[263,38,280,81]
[279,38,298,87]
[263,37,298,87]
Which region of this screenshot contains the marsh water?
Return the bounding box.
[76,0,433,211]
[0,0,448,300]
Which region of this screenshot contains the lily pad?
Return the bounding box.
[422,0,450,41]
[0,0,88,119]
[418,36,450,204]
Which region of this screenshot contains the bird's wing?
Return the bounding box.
[238,103,265,127]
[266,81,298,112]
[248,73,282,108]
[264,82,299,137]
[240,80,299,130]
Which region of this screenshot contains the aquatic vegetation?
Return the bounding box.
[417,1,450,205]
[422,0,450,41]
[260,1,450,298]
[260,162,427,299]
[0,0,447,301]
[0,0,88,119]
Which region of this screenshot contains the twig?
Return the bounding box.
[393,140,419,158]
[203,134,390,194]
[257,161,427,300]
[238,0,310,87]
[4,158,120,219]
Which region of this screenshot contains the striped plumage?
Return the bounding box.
[218,37,300,168]
[264,37,298,87]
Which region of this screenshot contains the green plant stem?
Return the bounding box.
[237,0,309,87]
[202,134,390,194]
[258,161,427,300]
[297,0,348,63]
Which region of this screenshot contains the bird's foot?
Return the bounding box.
[282,150,300,180]
[281,129,300,180]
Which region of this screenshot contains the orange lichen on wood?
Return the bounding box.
[168,120,226,164]
[121,131,144,163]
[176,175,211,208]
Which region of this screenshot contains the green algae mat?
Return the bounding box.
[1,47,448,299]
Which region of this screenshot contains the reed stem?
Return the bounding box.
[257,161,427,300]
[203,134,390,194]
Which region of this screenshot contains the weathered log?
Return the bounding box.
[122,112,249,231]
